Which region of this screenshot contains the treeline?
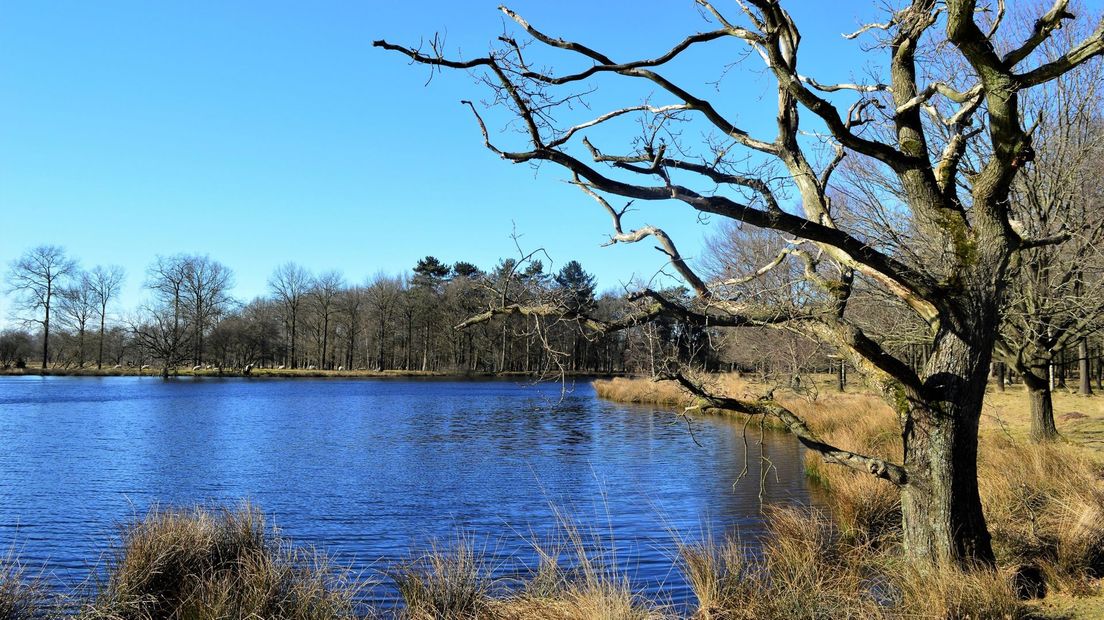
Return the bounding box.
[2,246,717,377]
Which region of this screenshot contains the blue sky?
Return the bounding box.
[0,1,984,320]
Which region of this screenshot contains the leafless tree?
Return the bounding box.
[89,265,125,369]
[338,284,366,370]
[0,329,33,368]
[378,0,1104,567]
[182,255,234,364]
[308,270,344,369]
[366,272,403,370]
[134,255,194,377]
[58,270,99,367]
[269,262,312,368]
[5,245,78,368]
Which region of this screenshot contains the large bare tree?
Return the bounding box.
[5,245,78,369]
[377,0,1104,567]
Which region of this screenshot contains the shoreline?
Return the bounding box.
[0,367,628,380]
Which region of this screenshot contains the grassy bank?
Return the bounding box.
[595,373,1104,618]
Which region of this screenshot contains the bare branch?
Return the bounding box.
[573,177,712,298]
[664,370,908,485]
[1003,0,1075,67]
[1016,18,1104,87]
[548,104,690,148]
[798,74,890,94]
[843,18,897,40]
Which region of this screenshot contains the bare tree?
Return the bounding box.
[337,284,366,370]
[134,255,193,377]
[308,270,344,369]
[57,270,99,367]
[89,265,126,369]
[5,245,78,369]
[269,262,311,368]
[182,255,234,365]
[378,0,1104,567]
[0,329,33,368]
[366,272,403,370]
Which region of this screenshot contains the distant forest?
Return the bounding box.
[7,235,1104,392]
[1,246,725,376]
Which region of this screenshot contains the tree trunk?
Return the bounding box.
[422,323,430,372]
[42,287,51,369]
[1022,368,1059,442]
[1079,340,1092,396]
[290,312,298,369]
[321,316,330,370]
[993,361,1005,392]
[377,319,387,371]
[98,305,107,370]
[900,331,995,567]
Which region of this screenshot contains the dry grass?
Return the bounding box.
[984,386,1104,455]
[390,540,491,619]
[892,561,1028,620]
[0,552,49,620]
[496,515,664,620]
[679,505,1026,620]
[82,504,363,620]
[597,373,1104,616]
[593,376,701,408]
[392,517,666,620]
[979,438,1104,590]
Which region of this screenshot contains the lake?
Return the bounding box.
[0,376,817,608]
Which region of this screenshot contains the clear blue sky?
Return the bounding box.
[0,1,1010,320]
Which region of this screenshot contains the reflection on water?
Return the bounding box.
[0,376,818,607]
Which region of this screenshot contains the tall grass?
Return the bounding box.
[0,552,49,620]
[82,504,363,620]
[979,438,1104,591]
[390,515,665,620]
[390,539,491,619]
[496,513,664,620]
[679,506,1027,620]
[598,374,1104,612]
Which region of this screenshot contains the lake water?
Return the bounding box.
[0,376,817,609]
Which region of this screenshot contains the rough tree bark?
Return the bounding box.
[1023,367,1060,442]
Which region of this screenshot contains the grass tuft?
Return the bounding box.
[82,503,362,620]
[390,539,491,619]
[0,552,49,620]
